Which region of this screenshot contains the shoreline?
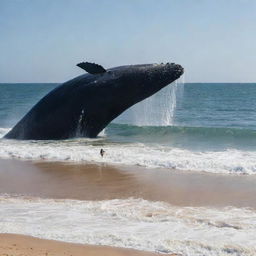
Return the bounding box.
[0,234,178,256]
[1,158,256,208]
[1,158,256,255]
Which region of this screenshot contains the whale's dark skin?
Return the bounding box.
[5,62,184,140]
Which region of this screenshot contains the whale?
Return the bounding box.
[4,62,184,140]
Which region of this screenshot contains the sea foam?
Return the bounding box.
[0,196,255,256]
[0,133,256,175]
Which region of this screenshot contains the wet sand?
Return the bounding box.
[0,158,256,208]
[0,234,176,256]
[1,158,256,256]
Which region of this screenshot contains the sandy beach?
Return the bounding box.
[1,158,256,255]
[1,158,256,208]
[0,159,188,256]
[0,234,178,256]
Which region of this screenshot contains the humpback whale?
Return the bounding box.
[5,62,184,140]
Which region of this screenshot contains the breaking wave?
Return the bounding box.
[1,125,256,174]
[0,196,255,256]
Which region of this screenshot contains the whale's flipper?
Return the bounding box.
[77,62,106,74]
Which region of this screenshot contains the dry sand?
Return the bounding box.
[0,234,179,256]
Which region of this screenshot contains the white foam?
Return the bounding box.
[0,196,255,255]
[0,128,10,137]
[0,136,256,174]
[1,126,256,175]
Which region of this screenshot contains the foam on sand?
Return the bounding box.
[0,135,256,175]
[0,196,256,256]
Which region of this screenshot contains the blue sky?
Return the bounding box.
[0,0,255,82]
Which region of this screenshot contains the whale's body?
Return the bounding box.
[5,62,184,140]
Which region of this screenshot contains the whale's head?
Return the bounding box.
[107,63,184,104]
[78,62,184,137]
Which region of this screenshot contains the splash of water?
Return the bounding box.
[76,109,85,136]
[123,77,184,126]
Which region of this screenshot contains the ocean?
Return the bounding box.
[0,82,256,174]
[1,81,256,256]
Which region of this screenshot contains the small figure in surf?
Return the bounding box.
[100,149,105,157]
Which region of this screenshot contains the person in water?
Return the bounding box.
[100,149,105,157]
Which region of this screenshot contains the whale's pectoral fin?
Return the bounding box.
[77,62,106,74]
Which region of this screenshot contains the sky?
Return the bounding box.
[0,0,256,83]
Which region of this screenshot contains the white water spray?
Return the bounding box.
[76,109,85,136]
[117,77,184,126]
